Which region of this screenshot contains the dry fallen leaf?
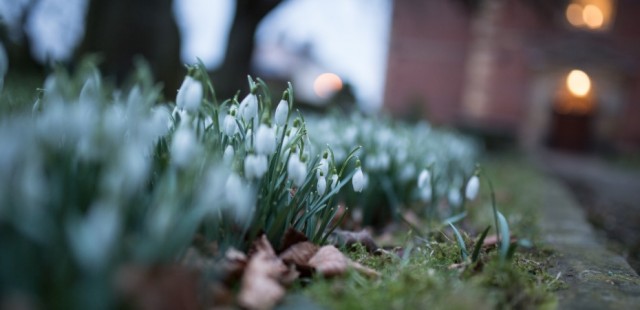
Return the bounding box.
[279,241,319,266]
[308,245,380,278]
[238,235,289,310]
[307,245,349,277]
[482,234,518,247]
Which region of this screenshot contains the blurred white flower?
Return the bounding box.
[67,202,120,271]
[317,157,329,178]
[330,173,339,191]
[317,174,327,196]
[417,169,432,202]
[170,126,198,167]
[225,172,253,222]
[465,175,480,201]
[224,113,238,137]
[448,188,462,207]
[287,154,307,187]
[255,124,276,155]
[352,167,365,192]
[244,154,268,179]
[275,99,289,126]
[176,76,203,112]
[147,106,171,139]
[418,169,431,189]
[223,145,235,163]
[245,129,253,149]
[239,93,258,122]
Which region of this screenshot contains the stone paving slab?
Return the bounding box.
[538,175,640,309]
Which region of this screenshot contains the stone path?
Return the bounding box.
[534,152,640,309]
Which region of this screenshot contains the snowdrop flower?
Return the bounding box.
[418,169,431,189]
[176,76,203,112]
[255,124,276,155]
[239,93,258,122]
[244,154,268,179]
[465,175,480,200]
[330,170,339,191]
[448,188,462,207]
[275,99,289,126]
[287,153,307,186]
[352,160,365,192]
[148,106,171,139]
[223,145,234,162]
[224,111,238,137]
[317,173,327,196]
[67,202,120,271]
[225,172,254,221]
[417,169,432,202]
[170,126,198,167]
[245,129,253,149]
[317,152,330,178]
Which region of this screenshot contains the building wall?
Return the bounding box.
[384,0,471,123]
[384,0,640,150]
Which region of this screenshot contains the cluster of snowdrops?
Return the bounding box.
[0,62,482,308]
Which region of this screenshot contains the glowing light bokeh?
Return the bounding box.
[566,70,591,97]
[566,3,585,26]
[313,73,343,98]
[583,4,605,29]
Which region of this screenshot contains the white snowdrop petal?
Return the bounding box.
[417,169,431,189]
[352,168,365,192]
[275,99,289,126]
[223,145,234,162]
[240,93,258,121]
[255,124,276,155]
[176,76,203,112]
[465,175,480,200]
[317,176,327,195]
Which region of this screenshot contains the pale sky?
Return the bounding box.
[1,0,392,111]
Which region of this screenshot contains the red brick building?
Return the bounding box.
[384,0,640,152]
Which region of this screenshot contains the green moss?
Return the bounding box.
[301,154,565,309]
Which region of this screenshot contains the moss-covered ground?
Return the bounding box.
[300,153,564,309]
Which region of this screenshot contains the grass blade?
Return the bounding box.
[471,225,491,263]
[497,211,510,261]
[448,222,468,261]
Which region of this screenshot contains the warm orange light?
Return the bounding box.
[566,3,585,26]
[583,4,605,28]
[566,70,591,97]
[313,73,343,98]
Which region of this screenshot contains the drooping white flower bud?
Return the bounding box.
[255,124,276,155]
[465,175,480,201]
[245,129,253,149]
[352,161,365,192]
[170,126,198,167]
[287,154,307,186]
[275,99,289,126]
[223,145,234,162]
[224,113,238,137]
[317,157,329,179]
[417,169,432,202]
[449,188,462,206]
[330,173,339,191]
[239,93,258,122]
[317,174,327,196]
[176,76,203,112]
[244,154,268,179]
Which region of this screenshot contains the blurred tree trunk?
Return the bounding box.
[77,0,182,98]
[211,0,282,99]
